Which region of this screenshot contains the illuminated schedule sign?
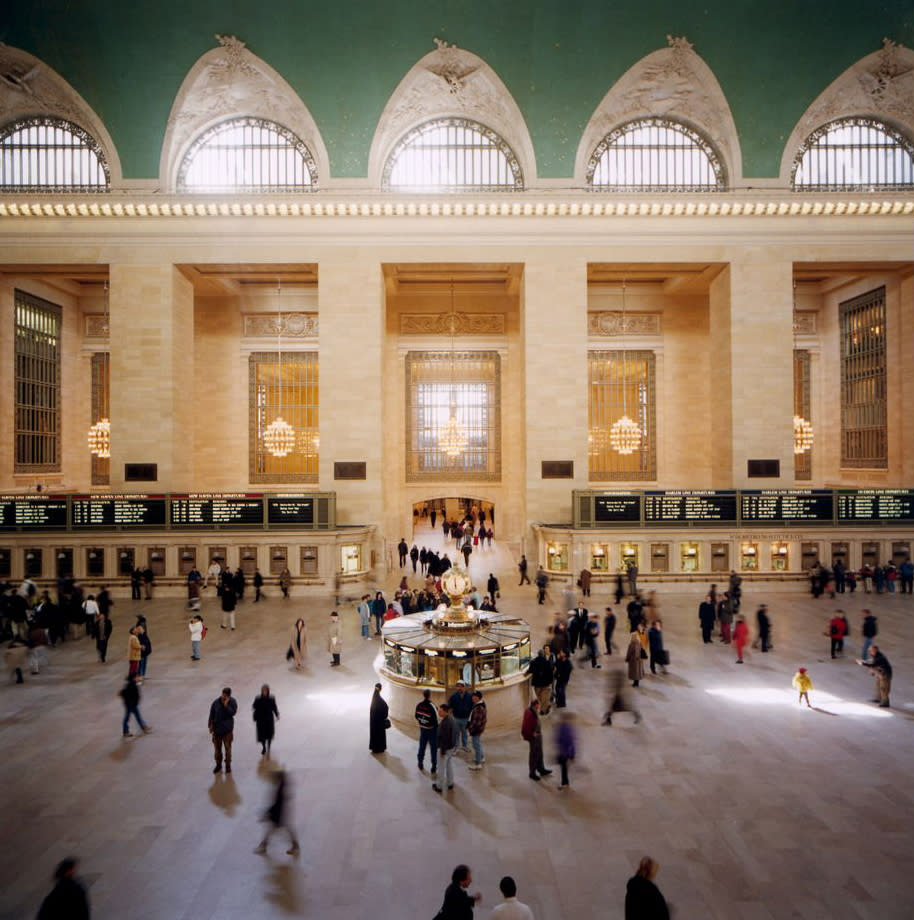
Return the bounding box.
[644,491,737,524]
[171,494,264,528]
[0,495,69,531]
[837,489,914,523]
[267,495,315,526]
[740,490,834,523]
[71,495,167,529]
[593,493,641,523]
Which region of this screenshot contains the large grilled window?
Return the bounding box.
[15,291,61,471]
[91,352,110,485]
[794,349,812,481]
[383,119,523,192]
[249,352,319,483]
[178,118,318,192]
[587,118,725,191]
[588,350,656,480]
[0,117,109,191]
[406,351,501,480]
[792,118,914,191]
[840,287,887,469]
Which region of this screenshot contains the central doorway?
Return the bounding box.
[411,497,495,535]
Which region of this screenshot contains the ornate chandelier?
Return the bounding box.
[611,280,642,455]
[439,279,467,460]
[793,414,814,454]
[88,280,111,458]
[265,279,298,459]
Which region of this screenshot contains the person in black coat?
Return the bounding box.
[37,857,90,920]
[369,682,389,753]
[625,856,670,920]
[252,684,279,757]
[437,864,481,919]
[698,596,716,643]
[553,649,573,708]
[604,606,617,655]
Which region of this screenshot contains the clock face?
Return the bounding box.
[443,571,469,598]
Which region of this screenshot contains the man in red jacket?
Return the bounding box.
[521,700,552,782]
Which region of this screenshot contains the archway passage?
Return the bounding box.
[411,497,495,537]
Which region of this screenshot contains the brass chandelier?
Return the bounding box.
[87,281,111,458]
[263,280,296,458]
[439,280,468,459]
[792,281,814,455]
[609,280,642,455]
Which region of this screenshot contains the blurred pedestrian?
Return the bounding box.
[733,615,749,664]
[253,768,300,857]
[603,668,642,725]
[288,617,307,668]
[554,711,576,790]
[119,673,150,738]
[37,857,90,920]
[624,856,669,920]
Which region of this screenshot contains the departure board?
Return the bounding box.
[0,495,69,531]
[643,491,737,523]
[594,494,642,523]
[71,495,167,529]
[170,494,265,528]
[267,495,315,526]
[836,489,914,523]
[740,490,834,523]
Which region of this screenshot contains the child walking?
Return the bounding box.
[792,666,813,708]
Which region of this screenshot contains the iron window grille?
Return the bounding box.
[791,118,914,191]
[15,290,61,472]
[178,117,318,192]
[383,118,523,192]
[794,349,812,480]
[0,117,109,192]
[587,118,726,191]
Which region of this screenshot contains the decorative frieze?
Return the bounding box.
[400,313,505,335]
[793,311,817,335]
[84,314,110,338]
[588,312,661,336]
[243,313,318,338]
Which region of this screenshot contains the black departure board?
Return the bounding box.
[0,495,69,531]
[267,495,315,526]
[170,494,265,528]
[594,494,642,523]
[836,489,914,523]
[71,495,167,529]
[740,490,834,523]
[643,491,737,523]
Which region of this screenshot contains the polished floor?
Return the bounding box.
[2,537,913,919]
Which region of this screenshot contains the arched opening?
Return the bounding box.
[411,497,495,536]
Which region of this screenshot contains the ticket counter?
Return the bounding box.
[680,542,700,573]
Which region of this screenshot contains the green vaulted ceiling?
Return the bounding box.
[2,0,913,181]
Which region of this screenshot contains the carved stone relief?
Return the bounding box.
[243,313,318,338]
[368,39,537,187]
[159,34,329,189]
[400,313,505,335]
[793,312,817,335]
[575,35,741,185]
[84,314,110,338]
[588,312,661,336]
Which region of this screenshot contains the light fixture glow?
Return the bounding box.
[794,414,814,454]
[87,417,111,458]
[611,280,642,455]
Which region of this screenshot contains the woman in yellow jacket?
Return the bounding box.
[792,667,813,708]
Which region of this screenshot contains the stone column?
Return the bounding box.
[108,264,195,490]
[522,254,589,541]
[710,259,794,486]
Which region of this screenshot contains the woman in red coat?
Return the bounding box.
[733,616,749,664]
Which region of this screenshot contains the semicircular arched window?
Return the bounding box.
[177,117,318,192]
[382,118,523,192]
[0,117,110,192]
[791,117,914,191]
[587,118,726,191]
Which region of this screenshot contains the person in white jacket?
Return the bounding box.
[189,615,204,660]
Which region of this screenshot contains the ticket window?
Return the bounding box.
[650,543,669,573]
[892,542,911,566]
[0,548,10,579]
[118,548,135,577]
[801,543,819,571]
[771,542,789,571]
[24,549,42,578]
[546,542,569,572]
[590,543,609,572]
[740,542,758,571]
[711,543,729,573]
[680,542,700,573]
[300,546,318,575]
[239,547,258,577]
[147,548,166,577]
[86,548,105,578]
[270,546,288,576]
[55,548,73,578]
[862,542,879,567]
[178,547,197,576]
[831,542,849,568]
[208,546,227,571]
[620,543,639,571]
[341,544,361,574]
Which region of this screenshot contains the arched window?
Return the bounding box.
[383,118,523,192]
[791,118,914,191]
[177,117,318,192]
[0,117,109,191]
[587,118,726,191]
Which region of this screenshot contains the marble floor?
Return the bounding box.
[2,538,913,919]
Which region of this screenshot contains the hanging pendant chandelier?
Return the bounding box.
[611,280,642,455]
[265,279,297,458]
[440,279,467,460]
[88,280,111,458]
[793,415,814,454]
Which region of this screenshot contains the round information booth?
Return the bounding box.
[379,569,532,731]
